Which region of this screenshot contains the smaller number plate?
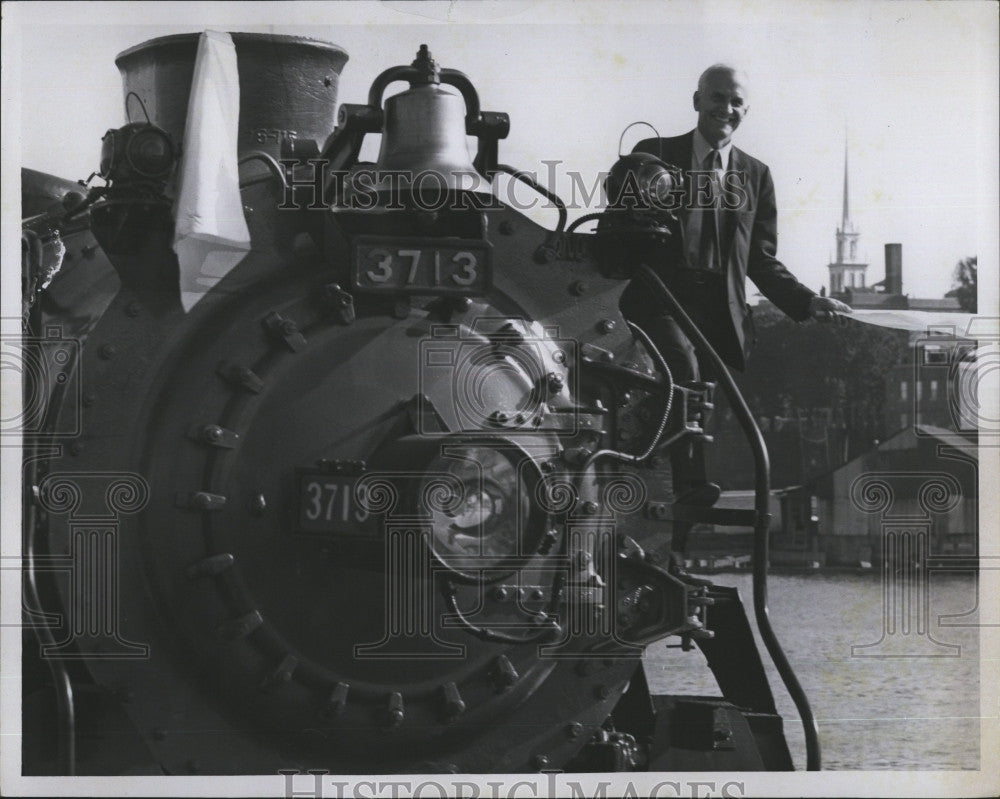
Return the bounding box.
[298,474,373,534]
[351,236,492,295]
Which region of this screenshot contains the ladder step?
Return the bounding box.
[668,506,762,527]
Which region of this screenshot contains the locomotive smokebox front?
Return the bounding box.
[23,35,810,777]
[115,32,349,160]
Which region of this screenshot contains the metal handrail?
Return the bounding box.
[634,263,822,771]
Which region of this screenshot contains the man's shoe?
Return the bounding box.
[674,482,721,507]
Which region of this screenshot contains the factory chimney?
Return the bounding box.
[884,243,903,295]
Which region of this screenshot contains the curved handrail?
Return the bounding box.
[23,451,77,774]
[634,263,822,771]
[494,164,567,233]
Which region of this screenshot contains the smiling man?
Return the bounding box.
[621,63,850,550]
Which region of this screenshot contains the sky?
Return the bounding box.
[4,0,999,307]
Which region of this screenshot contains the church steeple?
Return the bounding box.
[841,141,851,233]
[828,137,868,295]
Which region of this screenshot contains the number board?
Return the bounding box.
[298,473,373,534]
[351,236,492,295]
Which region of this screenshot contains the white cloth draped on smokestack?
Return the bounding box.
[172,31,250,312]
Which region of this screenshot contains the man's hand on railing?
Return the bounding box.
[808,295,853,324]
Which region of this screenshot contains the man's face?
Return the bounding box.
[693,69,749,146]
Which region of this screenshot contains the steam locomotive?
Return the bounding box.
[19,33,818,776]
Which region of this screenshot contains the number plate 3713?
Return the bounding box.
[351,236,492,295]
[298,475,372,534]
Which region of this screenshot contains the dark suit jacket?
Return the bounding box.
[621,131,815,370]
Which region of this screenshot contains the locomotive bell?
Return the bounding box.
[375,84,490,199]
[357,45,494,208]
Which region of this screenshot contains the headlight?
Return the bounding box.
[97,122,176,184]
[638,162,681,209]
[420,442,538,578]
[127,127,175,179]
[605,152,683,213]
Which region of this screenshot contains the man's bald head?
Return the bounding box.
[697,64,750,94]
[693,64,750,147]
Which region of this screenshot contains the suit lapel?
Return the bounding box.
[662,132,695,260]
[669,131,695,173]
[721,146,749,272]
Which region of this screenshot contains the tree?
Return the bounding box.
[706,302,910,489]
[946,256,977,313]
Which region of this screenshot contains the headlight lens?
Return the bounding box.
[422,445,531,574]
[127,128,175,179]
[638,163,679,209]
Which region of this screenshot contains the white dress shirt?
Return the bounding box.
[691,128,733,175]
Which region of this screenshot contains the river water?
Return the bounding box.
[643,572,981,770]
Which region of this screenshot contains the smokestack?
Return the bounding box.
[115,33,349,161]
[884,243,902,295]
